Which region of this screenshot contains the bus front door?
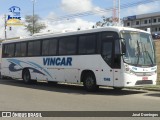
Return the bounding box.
[101,39,114,86]
[101,35,121,87]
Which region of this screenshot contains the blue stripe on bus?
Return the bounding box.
[7,59,53,79]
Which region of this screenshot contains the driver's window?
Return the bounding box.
[102,42,112,67]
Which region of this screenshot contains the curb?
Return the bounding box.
[126,87,160,92]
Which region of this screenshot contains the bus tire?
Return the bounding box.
[48,81,57,85]
[22,69,35,84]
[113,87,123,90]
[83,72,99,92]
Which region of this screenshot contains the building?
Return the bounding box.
[123,12,160,35]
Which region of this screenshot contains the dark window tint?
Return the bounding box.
[115,40,120,55]
[144,20,147,24]
[127,22,130,26]
[59,36,77,55]
[3,44,15,57]
[114,40,121,68]
[28,41,40,56]
[153,19,157,23]
[42,39,57,56]
[136,21,139,25]
[101,32,119,68]
[149,19,151,23]
[155,28,157,32]
[15,42,26,57]
[102,42,112,66]
[78,34,96,54]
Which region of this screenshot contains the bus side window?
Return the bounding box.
[28,41,40,56]
[15,42,27,57]
[3,44,15,57]
[28,42,34,56]
[15,43,21,57]
[21,42,27,57]
[59,37,77,55]
[49,39,57,55]
[42,39,57,56]
[78,34,96,54]
[42,40,49,56]
[2,45,7,57]
[34,41,41,56]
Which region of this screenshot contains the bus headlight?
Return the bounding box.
[124,66,131,74]
[155,70,157,73]
[151,70,157,75]
[124,68,136,75]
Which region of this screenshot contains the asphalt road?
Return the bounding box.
[0,79,160,119]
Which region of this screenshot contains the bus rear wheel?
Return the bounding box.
[83,73,99,92]
[23,69,36,84]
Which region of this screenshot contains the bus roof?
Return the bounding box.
[2,26,150,44]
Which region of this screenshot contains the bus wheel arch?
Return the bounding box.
[81,70,99,92]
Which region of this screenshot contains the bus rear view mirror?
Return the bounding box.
[120,38,126,55]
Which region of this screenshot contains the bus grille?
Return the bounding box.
[135,80,153,85]
[135,72,153,76]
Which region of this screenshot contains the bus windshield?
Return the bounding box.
[121,31,156,67]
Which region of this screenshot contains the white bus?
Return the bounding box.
[0,43,2,77]
[1,27,157,91]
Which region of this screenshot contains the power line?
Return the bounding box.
[47,0,160,22]
[21,0,89,17]
[20,0,159,22]
[51,0,159,21]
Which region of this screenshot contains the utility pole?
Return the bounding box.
[118,0,121,26]
[113,0,120,26]
[32,0,35,35]
[4,14,7,39]
[113,0,117,25]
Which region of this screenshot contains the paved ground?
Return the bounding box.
[0,79,160,120]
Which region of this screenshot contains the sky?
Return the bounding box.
[0,0,160,39]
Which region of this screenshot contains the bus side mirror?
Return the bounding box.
[120,38,126,55]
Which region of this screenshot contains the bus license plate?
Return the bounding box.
[142,77,148,80]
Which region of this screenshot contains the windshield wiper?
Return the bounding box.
[136,40,140,65]
[143,44,154,65]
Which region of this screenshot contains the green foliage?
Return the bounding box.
[25,15,46,35]
[95,16,123,27]
[96,16,113,27]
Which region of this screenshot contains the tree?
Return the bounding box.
[25,15,46,35]
[95,16,123,27]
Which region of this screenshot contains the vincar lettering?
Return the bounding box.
[43,57,72,66]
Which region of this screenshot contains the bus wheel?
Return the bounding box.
[23,69,32,84]
[113,87,123,91]
[83,73,99,92]
[48,81,57,85]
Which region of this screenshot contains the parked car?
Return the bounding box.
[152,33,160,39]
